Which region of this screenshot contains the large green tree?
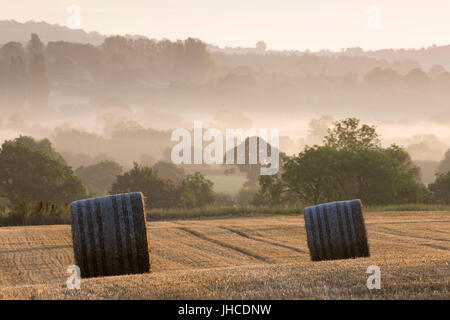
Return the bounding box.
[324,117,380,149]
[253,154,297,206]
[0,137,87,204]
[429,172,450,204]
[257,118,424,206]
[110,164,215,209]
[281,145,422,205]
[12,136,66,164]
[178,172,215,209]
[110,163,178,208]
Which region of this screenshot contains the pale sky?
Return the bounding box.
[2,0,450,51]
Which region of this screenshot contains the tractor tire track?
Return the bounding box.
[367,220,450,226]
[371,227,450,243]
[220,226,308,254]
[0,245,73,255]
[370,230,450,252]
[178,227,272,263]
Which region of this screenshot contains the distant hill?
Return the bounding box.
[208,44,450,71]
[0,20,105,45]
[2,20,450,70]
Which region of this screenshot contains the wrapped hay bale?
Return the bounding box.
[71,192,150,278]
[304,199,370,261]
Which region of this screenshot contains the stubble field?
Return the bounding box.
[0,211,449,299]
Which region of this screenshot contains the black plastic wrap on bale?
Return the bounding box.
[304,199,370,261]
[71,192,150,278]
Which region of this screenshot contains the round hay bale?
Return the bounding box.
[71,192,150,278]
[304,199,370,261]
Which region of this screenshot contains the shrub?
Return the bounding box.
[0,200,71,226]
[0,136,87,204]
[178,172,215,209]
[111,163,178,208]
[429,171,450,204]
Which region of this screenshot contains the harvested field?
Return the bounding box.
[0,211,449,299]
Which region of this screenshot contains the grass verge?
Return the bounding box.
[365,203,450,213]
[1,203,449,226]
[148,205,304,221]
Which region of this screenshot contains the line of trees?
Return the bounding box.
[0,34,50,109]
[1,119,450,215]
[0,34,213,91]
[0,136,216,210]
[3,33,450,119]
[0,136,86,205]
[254,118,450,206]
[110,164,214,209]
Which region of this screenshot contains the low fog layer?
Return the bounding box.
[1,26,449,185]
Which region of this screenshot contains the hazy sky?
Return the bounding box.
[2,0,450,51]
